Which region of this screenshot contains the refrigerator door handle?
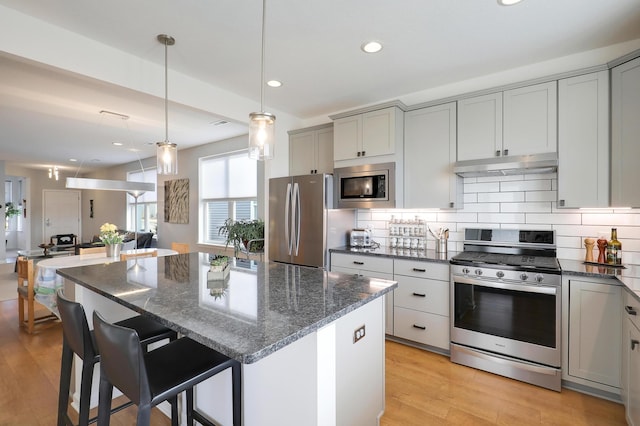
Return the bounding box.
[285,183,293,255]
[294,183,301,255]
[292,183,301,256]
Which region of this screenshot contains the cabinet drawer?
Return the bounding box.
[394,307,449,349]
[394,276,449,316]
[625,289,640,331]
[394,259,449,280]
[331,254,393,274]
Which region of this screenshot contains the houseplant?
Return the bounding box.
[218,218,264,253]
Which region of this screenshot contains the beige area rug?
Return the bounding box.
[0,262,17,302]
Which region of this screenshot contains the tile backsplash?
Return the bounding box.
[356,173,640,264]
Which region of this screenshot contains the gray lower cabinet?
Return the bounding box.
[562,276,622,393]
[331,253,394,335]
[623,289,640,425]
[392,259,450,350]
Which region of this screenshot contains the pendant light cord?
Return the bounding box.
[164,38,169,143]
[260,0,266,113]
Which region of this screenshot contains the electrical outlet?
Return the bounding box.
[353,325,366,343]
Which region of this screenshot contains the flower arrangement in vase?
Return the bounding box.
[99,223,124,245]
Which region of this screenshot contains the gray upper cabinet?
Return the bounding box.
[457,82,557,161]
[503,81,557,157]
[557,71,609,208]
[333,106,403,163]
[457,93,503,161]
[404,103,462,209]
[612,56,640,207]
[289,124,334,176]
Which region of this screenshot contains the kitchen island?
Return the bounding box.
[58,253,397,426]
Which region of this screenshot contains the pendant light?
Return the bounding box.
[156,34,178,174]
[248,0,275,160]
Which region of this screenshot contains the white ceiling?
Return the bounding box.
[1,0,640,173]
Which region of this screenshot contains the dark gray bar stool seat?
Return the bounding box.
[56,289,177,426]
[93,310,241,426]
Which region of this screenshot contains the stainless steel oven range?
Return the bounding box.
[450,228,562,391]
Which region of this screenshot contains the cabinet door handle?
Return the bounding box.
[632,339,640,351]
[449,202,455,208]
[412,268,426,272]
[357,151,361,157]
[310,169,314,174]
[559,199,565,207]
[496,150,501,157]
[353,261,364,265]
[412,324,426,330]
[503,149,509,156]
[362,150,366,156]
[626,306,637,316]
[412,292,426,297]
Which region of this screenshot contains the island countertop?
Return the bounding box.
[57,253,397,364]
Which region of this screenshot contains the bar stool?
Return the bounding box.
[93,310,241,426]
[56,290,177,426]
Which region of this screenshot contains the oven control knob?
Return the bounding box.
[462,267,470,275]
[496,271,505,278]
[520,273,529,281]
[475,269,483,276]
[535,274,544,283]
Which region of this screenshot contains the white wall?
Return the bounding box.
[357,173,640,265]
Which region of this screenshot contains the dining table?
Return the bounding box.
[34,248,177,316]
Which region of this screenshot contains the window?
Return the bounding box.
[127,169,157,234]
[200,151,257,245]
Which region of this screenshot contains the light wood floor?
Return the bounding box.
[0,298,626,425]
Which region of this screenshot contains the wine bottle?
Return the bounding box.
[607,228,622,265]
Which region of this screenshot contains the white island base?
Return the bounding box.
[71,283,386,426]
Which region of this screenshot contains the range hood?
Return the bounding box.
[453,152,558,178]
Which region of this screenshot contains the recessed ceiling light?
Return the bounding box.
[112,142,124,146]
[498,0,522,5]
[210,120,229,126]
[69,158,77,162]
[267,80,282,88]
[361,41,383,54]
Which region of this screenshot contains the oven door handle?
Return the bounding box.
[452,275,557,295]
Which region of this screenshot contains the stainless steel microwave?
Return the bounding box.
[334,162,396,209]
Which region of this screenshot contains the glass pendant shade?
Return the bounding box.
[248,112,275,160]
[157,142,178,175]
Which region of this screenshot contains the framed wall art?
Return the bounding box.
[164,178,189,224]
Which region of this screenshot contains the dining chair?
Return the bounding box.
[93,310,241,426]
[17,256,58,334]
[170,242,190,254]
[120,250,158,261]
[78,246,105,255]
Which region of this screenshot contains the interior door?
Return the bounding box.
[43,190,81,243]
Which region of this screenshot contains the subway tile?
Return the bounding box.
[557,247,583,261]
[463,203,500,213]
[525,173,557,181]
[553,225,611,238]
[501,223,552,230]
[525,191,557,202]
[582,213,640,226]
[526,213,581,225]
[464,193,478,203]
[500,202,552,213]
[465,182,500,193]
[478,192,525,203]
[556,236,583,249]
[437,212,478,223]
[476,175,523,183]
[501,180,552,192]
[477,213,525,223]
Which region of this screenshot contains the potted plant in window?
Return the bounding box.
[218,218,265,254]
[4,202,20,230]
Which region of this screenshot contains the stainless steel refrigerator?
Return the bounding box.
[269,174,355,268]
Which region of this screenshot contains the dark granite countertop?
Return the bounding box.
[58,253,396,364]
[330,245,457,264]
[559,258,640,301]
